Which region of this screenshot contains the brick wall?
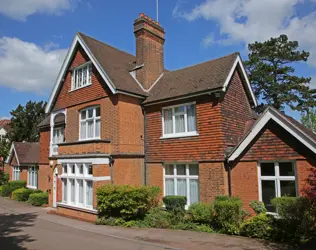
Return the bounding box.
[112,158,144,186]
[40,127,50,164]
[220,70,253,146]
[38,164,51,191]
[145,95,225,162]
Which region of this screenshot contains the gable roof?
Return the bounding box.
[45,32,147,113]
[0,119,11,131]
[144,53,257,105]
[6,142,40,165]
[228,107,316,162]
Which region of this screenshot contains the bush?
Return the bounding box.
[188,203,214,224]
[240,213,274,240]
[95,217,126,226]
[0,171,9,186]
[250,200,267,215]
[162,196,187,213]
[12,188,42,202]
[170,222,214,233]
[28,192,48,206]
[140,207,171,229]
[10,180,26,192]
[213,196,244,235]
[0,184,11,197]
[271,196,314,244]
[97,185,160,220]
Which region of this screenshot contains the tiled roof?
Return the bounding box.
[13,142,40,164]
[0,119,10,127]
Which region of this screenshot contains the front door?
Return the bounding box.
[53,167,58,208]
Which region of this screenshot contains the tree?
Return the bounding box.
[301,108,316,133]
[245,34,316,113]
[9,101,46,142]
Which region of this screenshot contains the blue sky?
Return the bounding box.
[0,0,315,120]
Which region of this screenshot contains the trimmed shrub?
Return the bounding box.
[140,207,171,229]
[0,171,9,186]
[188,203,214,224]
[240,213,274,240]
[12,188,42,202]
[0,184,11,197]
[213,196,244,235]
[162,196,187,213]
[97,185,160,220]
[28,192,48,206]
[10,180,26,192]
[250,200,267,215]
[271,196,314,244]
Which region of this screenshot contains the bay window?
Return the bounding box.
[258,161,297,212]
[80,106,101,140]
[162,103,197,138]
[164,163,199,207]
[28,166,38,189]
[12,166,20,181]
[61,163,94,209]
[72,62,92,90]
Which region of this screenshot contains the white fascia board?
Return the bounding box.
[222,56,258,107]
[45,34,117,113]
[57,157,110,165]
[228,110,316,162]
[6,143,19,165]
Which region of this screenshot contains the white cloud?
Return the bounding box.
[0,116,10,120]
[0,0,76,21]
[174,0,316,68]
[0,37,67,93]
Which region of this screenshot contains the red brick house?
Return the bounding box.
[6,142,50,191]
[40,14,316,221]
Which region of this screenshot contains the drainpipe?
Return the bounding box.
[109,156,114,185]
[142,106,147,185]
[227,162,232,197]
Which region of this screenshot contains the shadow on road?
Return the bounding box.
[0,212,37,250]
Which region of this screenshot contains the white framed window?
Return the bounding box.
[61,163,94,209]
[27,166,38,189]
[53,127,64,144]
[258,161,297,212]
[164,163,199,208]
[71,62,92,90]
[79,106,101,140]
[162,102,197,138]
[12,166,20,181]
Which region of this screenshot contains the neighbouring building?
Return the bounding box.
[39,13,316,221]
[6,142,51,191]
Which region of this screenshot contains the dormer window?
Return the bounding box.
[72,62,92,90]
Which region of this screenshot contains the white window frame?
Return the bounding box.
[52,127,64,144]
[161,102,198,139]
[61,163,94,210]
[258,161,297,212]
[163,163,199,209]
[12,166,20,181]
[79,106,101,141]
[71,62,92,91]
[27,166,38,189]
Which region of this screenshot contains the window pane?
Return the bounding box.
[279,162,294,176]
[260,163,275,176]
[79,164,83,174]
[175,114,185,133]
[80,122,86,139]
[63,179,67,202]
[35,170,38,188]
[81,110,86,120]
[165,178,174,195]
[82,67,87,85]
[87,120,94,138]
[187,104,196,132]
[63,165,67,174]
[189,164,198,175]
[177,179,187,197]
[261,180,276,212]
[280,181,296,197]
[86,180,93,206]
[78,180,84,204]
[163,109,173,134]
[95,119,100,138]
[88,64,92,83]
[175,106,185,113]
[176,164,186,175]
[96,107,100,117]
[70,179,75,203]
[190,179,199,205]
[88,109,93,118]
[87,165,93,175]
[71,164,75,174]
[165,165,174,175]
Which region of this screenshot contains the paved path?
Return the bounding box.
[0,197,294,250]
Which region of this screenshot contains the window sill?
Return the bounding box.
[160,132,199,139]
[27,186,37,190]
[57,202,97,214]
[68,83,92,93]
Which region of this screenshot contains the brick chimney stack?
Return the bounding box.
[134,13,165,90]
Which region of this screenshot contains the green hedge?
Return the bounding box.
[97,185,160,220]
[12,188,42,202]
[213,196,245,235]
[10,180,26,192]
[0,171,9,186]
[188,203,214,224]
[0,184,11,197]
[240,213,274,240]
[28,192,48,206]
[162,196,187,212]
[249,200,267,215]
